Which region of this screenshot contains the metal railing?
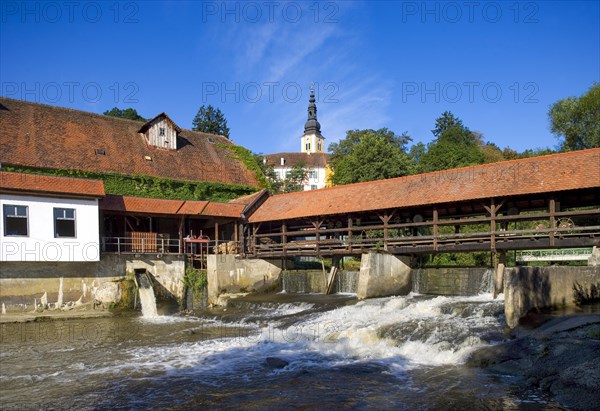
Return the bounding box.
[101,236,242,256]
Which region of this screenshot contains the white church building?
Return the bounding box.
[263,87,331,190]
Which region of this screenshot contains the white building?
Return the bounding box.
[263,87,331,191]
[0,172,105,262]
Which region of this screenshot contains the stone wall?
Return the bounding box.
[0,254,185,312]
[356,252,412,299]
[504,266,600,328]
[207,255,282,305]
[124,255,185,301]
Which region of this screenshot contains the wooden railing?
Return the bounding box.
[248,208,600,257]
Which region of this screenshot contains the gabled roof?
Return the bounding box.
[248,149,600,223]
[0,98,259,187]
[263,152,330,168]
[0,172,105,198]
[138,112,182,134]
[99,195,244,218]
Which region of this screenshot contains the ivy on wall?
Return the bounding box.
[217,144,270,189]
[3,165,259,202]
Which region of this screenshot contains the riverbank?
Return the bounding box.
[0,304,115,323]
[467,310,600,410]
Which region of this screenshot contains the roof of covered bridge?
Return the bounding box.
[248,148,600,223]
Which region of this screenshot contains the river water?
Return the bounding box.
[0,292,564,410]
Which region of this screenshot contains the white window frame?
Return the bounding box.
[3,204,29,237]
[54,207,77,238]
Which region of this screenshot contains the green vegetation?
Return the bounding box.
[192,104,230,139]
[184,267,207,298]
[3,165,258,202]
[254,154,309,194]
[328,128,412,185]
[218,144,270,189]
[549,83,600,151]
[103,107,146,121]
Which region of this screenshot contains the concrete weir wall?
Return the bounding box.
[357,252,412,299]
[0,254,185,312]
[413,268,493,296]
[504,266,600,328]
[207,254,282,305]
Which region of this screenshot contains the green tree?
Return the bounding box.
[328,128,412,185]
[432,110,464,137]
[549,83,600,151]
[254,155,308,194]
[103,107,146,121]
[281,163,309,193]
[419,112,484,172]
[192,105,230,139]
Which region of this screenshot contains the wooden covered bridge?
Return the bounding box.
[243,149,600,261]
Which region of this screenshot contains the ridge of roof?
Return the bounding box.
[267,148,600,200]
[0,171,105,197]
[0,96,233,142]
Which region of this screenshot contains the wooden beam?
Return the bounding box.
[348,216,353,253]
[433,207,438,252]
[282,222,287,257]
[214,222,219,254]
[549,197,556,246]
[379,212,394,251]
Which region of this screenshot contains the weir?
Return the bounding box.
[136,270,159,318]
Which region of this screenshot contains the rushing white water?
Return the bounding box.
[87,292,504,380]
[137,272,159,318]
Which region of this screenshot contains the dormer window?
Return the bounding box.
[137,113,182,151]
[280,157,285,166]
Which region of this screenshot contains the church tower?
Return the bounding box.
[301,85,325,153]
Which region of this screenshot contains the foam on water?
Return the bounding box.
[89,292,505,380]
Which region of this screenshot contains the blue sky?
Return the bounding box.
[1,1,598,154]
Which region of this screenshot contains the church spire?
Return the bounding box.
[304,83,322,135]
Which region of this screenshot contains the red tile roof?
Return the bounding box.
[248,149,600,223]
[99,195,244,218]
[100,195,185,214]
[201,202,246,218]
[0,172,105,197]
[229,189,268,205]
[0,98,259,187]
[177,200,209,215]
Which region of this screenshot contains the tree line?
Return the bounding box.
[102,83,598,192]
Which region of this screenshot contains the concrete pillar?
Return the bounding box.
[356,252,412,299]
[494,251,506,299]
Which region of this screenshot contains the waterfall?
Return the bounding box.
[137,272,159,318]
[478,269,494,294]
[335,271,359,294]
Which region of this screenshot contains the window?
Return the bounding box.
[54,208,76,238]
[310,185,318,190]
[3,205,28,236]
[306,142,311,151]
[309,170,317,179]
[159,127,165,136]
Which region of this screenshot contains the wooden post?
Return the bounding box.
[433,207,438,252]
[178,216,184,255]
[312,219,323,256]
[379,212,394,251]
[484,198,503,253]
[549,197,556,246]
[214,222,219,254]
[490,198,496,252]
[347,216,353,253]
[238,223,245,255]
[282,222,287,257]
